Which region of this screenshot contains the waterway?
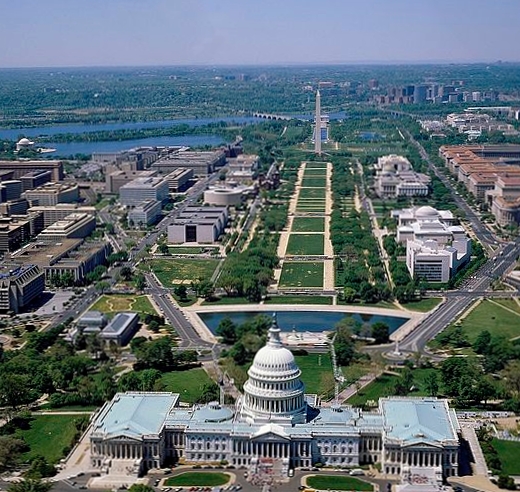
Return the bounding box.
[0,116,260,140]
[199,310,406,335]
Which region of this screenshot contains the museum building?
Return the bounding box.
[90,317,460,478]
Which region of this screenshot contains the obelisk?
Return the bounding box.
[314,89,321,155]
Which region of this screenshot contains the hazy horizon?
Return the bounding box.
[1,0,519,68]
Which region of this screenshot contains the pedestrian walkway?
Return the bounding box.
[460,423,489,476]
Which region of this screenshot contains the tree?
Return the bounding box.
[371,322,390,344]
[134,273,146,291]
[216,317,238,345]
[473,330,491,355]
[424,372,439,397]
[128,485,155,492]
[25,455,56,479]
[174,285,188,302]
[0,374,37,410]
[8,479,52,492]
[120,266,133,281]
[157,243,169,255]
[502,361,520,396]
[0,436,27,471]
[198,382,219,403]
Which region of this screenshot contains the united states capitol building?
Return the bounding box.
[90,319,460,479]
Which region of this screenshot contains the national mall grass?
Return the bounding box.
[291,217,325,233]
[491,439,520,475]
[91,294,157,316]
[279,262,324,288]
[146,258,220,285]
[286,234,324,255]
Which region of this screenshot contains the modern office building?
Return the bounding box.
[99,312,139,346]
[0,217,32,252]
[37,213,96,242]
[11,238,111,284]
[374,155,430,198]
[164,168,193,192]
[151,150,226,177]
[0,160,64,181]
[119,177,169,207]
[20,170,53,192]
[1,180,23,201]
[0,263,45,314]
[0,198,30,217]
[128,200,162,227]
[28,204,96,227]
[168,206,228,244]
[89,317,460,479]
[23,183,80,206]
[105,170,158,194]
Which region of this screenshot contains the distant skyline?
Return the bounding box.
[1,0,519,68]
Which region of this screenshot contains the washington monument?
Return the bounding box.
[314,89,321,155]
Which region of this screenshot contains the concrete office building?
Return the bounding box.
[151,150,226,177]
[227,154,258,183]
[23,183,79,206]
[99,312,139,346]
[0,263,45,314]
[128,200,162,227]
[37,213,96,242]
[374,155,430,198]
[20,170,53,192]
[0,218,32,252]
[105,170,158,194]
[119,177,169,207]
[0,160,64,181]
[90,317,460,480]
[0,199,30,217]
[28,204,96,227]
[11,238,111,284]
[1,180,22,201]
[164,168,193,192]
[168,206,228,244]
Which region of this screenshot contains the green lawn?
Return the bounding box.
[291,217,325,232]
[265,295,333,305]
[305,162,328,169]
[291,217,325,233]
[301,178,326,187]
[299,187,326,200]
[295,354,333,396]
[491,439,520,475]
[201,296,256,305]
[455,299,520,342]
[16,415,81,464]
[168,246,218,254]
[493,298,520,315]
[286,234,325,255]
[279,261,324,288]
[91,294,158,316]
[403,298,443,312]
[160,368,213,405]
[165,472,230,487]
[347,369,438,407]
[306,475,373,491]
[146,258,220,286]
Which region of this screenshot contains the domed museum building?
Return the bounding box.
[90,316,460,479]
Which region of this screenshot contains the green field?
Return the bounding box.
[346,369,437,407]
[265,295,333,305]
[491,439,520,475]
[296,204,326,213]
[146,258,220,285]
[299,188,326,200]
[168,246,217,254]
[305,162,328,169]
[403,298,443,312]
[291,217,325,233]
[91,294,158,316]
[302,177,326,187]
[295,354,333,396]
[306,475,373,491]
[286,234,324,255]
[16,415,81,464]
[165,472,230,487]
[279,261,324,288]
[454,299,520,342]
[160,368,213,404]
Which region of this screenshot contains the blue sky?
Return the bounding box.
[1,0,519,67]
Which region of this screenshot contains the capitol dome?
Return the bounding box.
[241,315,306,425]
